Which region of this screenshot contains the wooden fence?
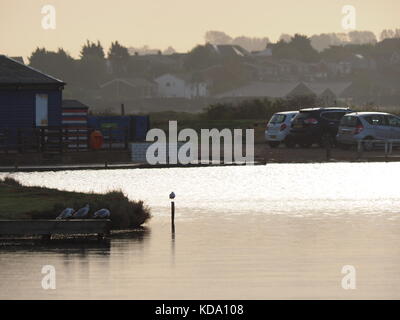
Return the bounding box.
[0,126,129,154]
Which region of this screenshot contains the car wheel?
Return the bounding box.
[284,138,296,148]
[268,141,280,148]
[362,137,375,151]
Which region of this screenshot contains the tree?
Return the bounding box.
[29,47,75,83]
[205,30,269,52]
[348,31,377,45]
[163,46,176,55]
[310,33,345,52]
[80,40,105,59]
[205,31,232,45]
[271,34,320,62]
[232,36,269,52]
[184,44,220,70]
[380,29,400,41]
[108,41,130,76]
[279,34,291,43]
[79,40,106,87]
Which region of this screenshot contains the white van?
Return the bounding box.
[265,111,298,147]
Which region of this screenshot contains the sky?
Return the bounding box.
[0,0,399,59]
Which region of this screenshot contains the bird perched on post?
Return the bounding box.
[93,208,111,219]
[56,208,75,220]
[72,204,90,219]
[169,192,175,200]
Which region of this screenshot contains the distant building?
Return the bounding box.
[154,73,208,99]
[215,81,352,105]
[100,78,156,100]
[306,82,352,106]
[208,44,251,58]
[215,82,310,99]
[0,55,64,129]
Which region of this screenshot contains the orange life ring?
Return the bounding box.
[89,130,104,150]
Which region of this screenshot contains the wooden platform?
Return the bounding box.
[0,219,111,239]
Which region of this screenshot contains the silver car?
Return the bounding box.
[336,112,400,150]
[265,111,298,148]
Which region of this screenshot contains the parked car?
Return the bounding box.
[265,111,298,147]
[286,107,353,148]
[336,112,400,151]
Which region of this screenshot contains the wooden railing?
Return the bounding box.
[0,126,129,153]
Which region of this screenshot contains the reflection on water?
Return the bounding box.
[1,163,400,299]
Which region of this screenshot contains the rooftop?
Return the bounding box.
[0,55,64,85]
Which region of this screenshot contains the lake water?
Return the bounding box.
[1,163,400,299]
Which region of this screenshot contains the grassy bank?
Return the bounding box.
[0,177,151,229]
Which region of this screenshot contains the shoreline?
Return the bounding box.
[0,178,151,229]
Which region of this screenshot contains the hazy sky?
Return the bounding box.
[0,0,399,59]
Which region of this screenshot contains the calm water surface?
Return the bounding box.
[1,163,400,299]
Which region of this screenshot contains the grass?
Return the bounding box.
[0,177,151,229]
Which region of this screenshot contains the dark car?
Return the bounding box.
[286,107,353,148]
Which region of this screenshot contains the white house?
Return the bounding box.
[154,73,208,99]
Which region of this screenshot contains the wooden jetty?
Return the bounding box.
[0,219,111,240]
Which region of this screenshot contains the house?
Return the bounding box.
[215,82,308,99]
[328,54,377,77]
[251,48,273,57]
[100,78,156,100]
[0,55,64,130]
[244,62,280,80]
[306,82,352,106]
[209,44,251,58]
[215,81,353,105]
[154,73,208,99]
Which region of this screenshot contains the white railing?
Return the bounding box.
[356,139,400,157]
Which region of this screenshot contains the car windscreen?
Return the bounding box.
[269,114,286,124]
[340,116,359,127]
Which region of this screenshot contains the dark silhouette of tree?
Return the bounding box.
[108,41,130,76]
[80,40,105,59]
[270,34,320,62]
[78,40,106,88]
[184,44,220,70]
[29,47,75,83]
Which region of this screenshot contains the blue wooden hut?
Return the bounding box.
[0,55,65,130]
